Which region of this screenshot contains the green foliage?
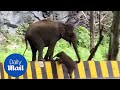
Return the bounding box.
[93,45,108,61]
[75,26,90,49]
[0,25,111,62]
[16,23,29,38]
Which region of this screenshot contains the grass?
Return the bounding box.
[0,25,119,62]
[0,38,115,63]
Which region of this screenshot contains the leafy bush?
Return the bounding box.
[0,24,111,62]
[75,26,90,49]
[74,26,109,61]
[16,23,29,39]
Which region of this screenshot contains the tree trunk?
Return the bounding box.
[90,11,94,53]
[87,25,104,61]
[108,11,120,60]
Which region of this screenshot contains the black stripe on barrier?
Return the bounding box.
[30,62,37,79]
[84,61,91,78]
[95,62,103,78]
[62,64,69,79]
[23,71,28,79]
[117,61,120,75]
[74,63,80,79]
[51,61,58,79]
[107,62,113,78]
[41,62,47,79]
[0,63,4,79]
[8,75,11,79]
[16,77,19,79]
[1,61,120,79]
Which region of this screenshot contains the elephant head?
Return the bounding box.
[58,23,80,63]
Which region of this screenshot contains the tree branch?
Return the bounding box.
[94,12,109,26]
[30,11,41,21]
[60,14,70,20]
[87,12,104,61]
[81,11,89,22]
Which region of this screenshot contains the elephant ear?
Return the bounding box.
[64,23,74,32]
[58,23,66,38]
[64,23,75,37]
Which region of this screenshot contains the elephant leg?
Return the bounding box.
[38,46,44,61]
[68,69,74,79]
[31,46,37,61]
[44,43,56,61]
[36,39,44,61]
[49,50,54,60]
[28,36,45,61]
[69,73,72,79]
[28,40,37,61]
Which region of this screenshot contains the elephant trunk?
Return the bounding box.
[72,39,80,63]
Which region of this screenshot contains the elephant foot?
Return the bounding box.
[45,59,54,61]
[45,59,52,61]
[38,59,45,61]
[50,58,55,61]
[32,59,36,62]
[55,58,59,61]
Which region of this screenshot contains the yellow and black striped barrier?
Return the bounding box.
[0,61,120,79]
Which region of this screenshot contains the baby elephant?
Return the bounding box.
[53,51,77,79]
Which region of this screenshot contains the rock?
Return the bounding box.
[0,11,69,35]
[0,32,6,45]
[6,43,20,50]
[0,11,113,35]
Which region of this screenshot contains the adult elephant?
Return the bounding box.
[23,19,80,63]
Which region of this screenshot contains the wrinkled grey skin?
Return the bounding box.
[23,19,80,63]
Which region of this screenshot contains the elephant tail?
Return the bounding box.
[23,36,28,56]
